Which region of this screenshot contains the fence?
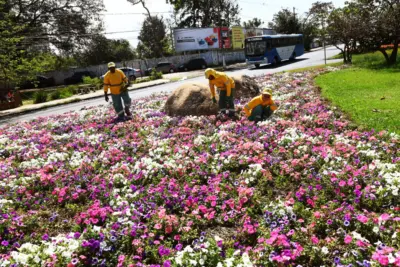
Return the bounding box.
[45,50,246,85]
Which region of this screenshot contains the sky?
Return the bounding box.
[102,0,347,48]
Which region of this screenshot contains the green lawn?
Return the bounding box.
[286,62,343,73]
[315,52,400,134]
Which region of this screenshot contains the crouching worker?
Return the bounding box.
[244,88,278,122]
[205,68,236,118]
[104,62,132,122]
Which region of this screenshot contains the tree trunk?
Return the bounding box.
[347,51,352,64]
[379,48,390,64]
[388,39,399,65]
[343,44,348,64]
[333,44,345,64]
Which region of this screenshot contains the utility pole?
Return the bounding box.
[169,24,175,52]
[293,7,296,20]
[322,19,327,65]
[219,0,226,69]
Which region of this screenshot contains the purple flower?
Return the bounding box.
[175,243,183,251]
[42,234,49,241]
[158,246,171,256]
[163,260,171,267]
[344,220,350,227]
[1,240,9,246]
[74,232,81,239]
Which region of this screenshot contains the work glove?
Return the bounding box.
[105,94,109,102]
[123,82,130,91]
[212,97,217,104]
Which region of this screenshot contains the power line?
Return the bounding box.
[238,0,267,5]
[22,30,142,39]
[100,11,173,16]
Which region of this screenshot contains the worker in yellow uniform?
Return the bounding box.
[104,62,132,122]
[243,88,278,122]
[205,68,236,118]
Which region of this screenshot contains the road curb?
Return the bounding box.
[0,79,170,118]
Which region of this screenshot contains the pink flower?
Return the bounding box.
[311,235,319,244]
[339,180,346,187]
[373,253,389,266]
[356,240,370,247]
[380,213,390,221]
[198,205,208,214]
[344,235,352,244]
[165,225,173,234]
[313,211,321,219]
[154,223,162,230]
[357,214,369,224]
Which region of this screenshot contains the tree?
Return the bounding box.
[137,16,171,59]
[76,36,137,66]
[301,2,334,51]
[269,3,334,51]
[126,0,151,17]
[166,0,241,28]
[0,0,56,88]
[356,0,399,65]
[5,0,104,54]
[268,8,301,34]
[242,18,263,28]
[327,6,362,64]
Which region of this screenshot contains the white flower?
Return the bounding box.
[214,235,223,242]
[241,253,254,266]
[388,253,396,264]
[373,226,379,233]
[321,247,329,254]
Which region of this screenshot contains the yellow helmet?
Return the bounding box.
[205,68,216,79]
[108,62,116,68]
[262,88,273,96]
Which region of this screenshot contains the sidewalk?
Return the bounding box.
[0,79,170,118]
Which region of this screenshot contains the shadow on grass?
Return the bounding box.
[352,52,400,72]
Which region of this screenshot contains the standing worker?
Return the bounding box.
[104,62,132,122]
[243,88,278,122]
[205,68,236,118]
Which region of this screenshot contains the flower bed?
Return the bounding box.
[0,68,399,267]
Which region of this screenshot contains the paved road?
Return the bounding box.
[0,46,341,126]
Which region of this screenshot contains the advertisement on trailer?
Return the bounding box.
[174,28,230,52]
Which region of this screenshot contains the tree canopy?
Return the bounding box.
[5,0,104,54]
[242,18,263,29]
[75,36,137,66]
[268,8,301,34]
[0,0,57,88]
[327,0,399,65]
[166,0,240,28]
[137,16,172,59]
